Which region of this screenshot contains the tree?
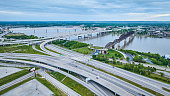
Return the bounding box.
[126,57,130,61]
[112,60,116,64]
[92,55,96,59]
[160,72,165,77]
[117,61,121,64]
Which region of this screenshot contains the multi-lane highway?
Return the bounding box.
[0,54,112,96]
[0,53,155,96]
[42,43,170,96]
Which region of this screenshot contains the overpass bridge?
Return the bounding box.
[105,31,135,49]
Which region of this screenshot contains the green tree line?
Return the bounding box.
[120,49,170,66]
[5,35,38,39]
[52,40,89,49]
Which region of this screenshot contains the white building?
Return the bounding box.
[165,55,170,60]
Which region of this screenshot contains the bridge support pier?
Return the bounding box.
[124,39,126,44]
[129,36,131,41]
[87,34,92,38]
[112,45,115,49]
[78,35,82,39]
[97,33,99,37]
[105,31,135,49]
[85,78,91,83]
[97,32,102,37]
[118,43,120,50]
[84,35,88,39]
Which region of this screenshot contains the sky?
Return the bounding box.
[0,0,170,21]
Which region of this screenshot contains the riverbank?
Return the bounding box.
[80,34,170,56]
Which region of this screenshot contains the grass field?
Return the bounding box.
[35,45,44,51]
[51,71,66,81]
[15,45,47,55]
[106,50,124,59]
[162,87,170,92]
[0,44,21,53]
[45,47,62,55]
[150,74,170,84]
[49,71,96,96]
[0,44,47,55]
[62,77,95,96]
[73,47,94,54]
[36,77,67,96]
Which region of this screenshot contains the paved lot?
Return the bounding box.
[0,67,22,79]
[0,63,31,67]
[2,79,53,96]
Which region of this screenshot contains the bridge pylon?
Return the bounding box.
[118,43,120,50]
[124,39,126,44]
[112,45,115,49]
[85,78,91,83]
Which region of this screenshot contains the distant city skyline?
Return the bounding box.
[0,0,170,21]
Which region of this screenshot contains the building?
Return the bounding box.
[165,55,170,60]
[113,28,121,31]
[106,26,114,30]
[136,29,145,32]
[163,32,170,37]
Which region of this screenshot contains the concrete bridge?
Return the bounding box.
[105,31,135,49]
[77,30,112,39]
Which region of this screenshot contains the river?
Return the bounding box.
[81,34,170,56]
[10,27,170,56]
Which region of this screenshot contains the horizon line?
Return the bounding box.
[0,21,170,22]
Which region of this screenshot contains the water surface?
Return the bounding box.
[82,34,170,56]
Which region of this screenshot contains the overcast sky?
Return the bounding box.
[0,0,170,21]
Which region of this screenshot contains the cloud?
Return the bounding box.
[151,14,170,18]
[0,11,24,15]
[152,1,170,5]
[127,13,147,16]
[0,0,170,21]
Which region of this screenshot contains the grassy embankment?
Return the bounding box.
[73,47,93,54]
[52,40,94,54]
[52,40,124,58]
[36,75,67,96]
[4,33,38,39]
[49,71,96,96]
[45,47,62,55]
[15,45,47,55]
[92,49,124,62]
[0,78,33,95]
[0,45,47,55]
[72,46,102,55]
[0,69,30,86]
[34,45,44,51]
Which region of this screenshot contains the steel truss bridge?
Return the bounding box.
[105,31,135,49]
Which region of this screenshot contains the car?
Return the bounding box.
[96,76,100,79]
